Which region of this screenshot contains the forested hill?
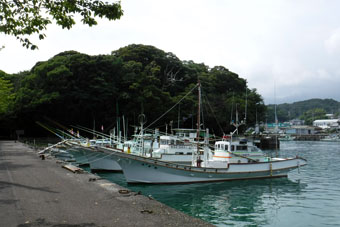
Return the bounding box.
[266,98,340,123]
[0,44,266,137]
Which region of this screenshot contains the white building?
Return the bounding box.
[325,114,335,119]
[313,119,340,129]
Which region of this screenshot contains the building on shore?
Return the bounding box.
[285,125,319,135]
[313,119,340,129]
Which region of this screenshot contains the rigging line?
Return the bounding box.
[245,87,248,123]
[203,94,224,135]
[79,149,120,164]
[144,83,199,130]
[230,92,234,124]
[200,91,205,130]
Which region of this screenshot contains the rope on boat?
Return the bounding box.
[87,152,117,164]
[145,83,199,130]
[202,93,224,135]
[66,143,120,165]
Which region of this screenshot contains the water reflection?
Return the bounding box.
[98,171,306,226]
[157,179,304,226]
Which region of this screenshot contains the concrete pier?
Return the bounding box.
[0,141,211,227]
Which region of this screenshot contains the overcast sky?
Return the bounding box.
[1,0,340,104]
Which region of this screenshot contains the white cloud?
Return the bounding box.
[325,28,340,54]
[1,0,340,104]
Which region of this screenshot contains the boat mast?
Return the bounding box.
[194,80,202,167]
[196,80,201,153]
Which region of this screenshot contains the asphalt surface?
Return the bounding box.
[0,141,212,227]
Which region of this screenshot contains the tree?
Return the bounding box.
[0,0,123,49]
[2,45,267,137]
[0,76,15,115]
[300,108,327,125]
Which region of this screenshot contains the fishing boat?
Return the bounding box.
[93,128,208,170]
[99,129,306,184]
[151,128,210,165]
[96,82,306,184]
[320,134,340,142]
[279,134,296,141]
[67,138,124,171]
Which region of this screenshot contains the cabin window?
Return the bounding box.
[236,146,247,151]
[231,145,235,151]
[251,147,258,152]
[224,145,228,151]
[160,139,168,145]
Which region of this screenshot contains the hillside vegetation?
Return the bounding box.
[0,44,265,137]
[267,99,340,125]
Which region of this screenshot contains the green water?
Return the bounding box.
[80,141,340,226]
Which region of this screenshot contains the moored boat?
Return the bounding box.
[98,145,306,184]
[95,81,307,184]
[279,134,296,141]
[96,130,306,184]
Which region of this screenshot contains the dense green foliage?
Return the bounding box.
[0,0,123,49]
[300,108,327,125]
[0,72,15,114]
[0,44,266,137]
[266,99,340,124]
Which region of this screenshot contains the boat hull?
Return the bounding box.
[87,149,122,171]
[68,144,122,171]
[101,148,307,184]
[89,153,122,171]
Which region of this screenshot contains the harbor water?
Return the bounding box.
[81,141,340,226]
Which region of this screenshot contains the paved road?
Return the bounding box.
[0,141,212,227]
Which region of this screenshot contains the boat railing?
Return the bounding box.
[99,146,237,173]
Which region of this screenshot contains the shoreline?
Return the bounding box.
[0,140,211,227]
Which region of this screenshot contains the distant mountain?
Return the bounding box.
[266,98,340,122]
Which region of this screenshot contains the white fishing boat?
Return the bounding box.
[66,138,124,171]
[96,81,306,184]
[97,138,306,184]
[278,134,296,141]
[123,131,159,155]
[320,134,340,142]
[93,128,207,170]
[151,128,209,164]
[213,137,268,164]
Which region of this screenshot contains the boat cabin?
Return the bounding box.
[213,139,267,164]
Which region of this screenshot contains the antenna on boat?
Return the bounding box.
[195,80,203,167]
[231,104,245,136]
[244,87,248,124]
[138,114,147,156]
[93,117,95,139]
[274,76,279,154]
[196,80,201,148]
[178,104,180,129]
[230,92,234,125]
